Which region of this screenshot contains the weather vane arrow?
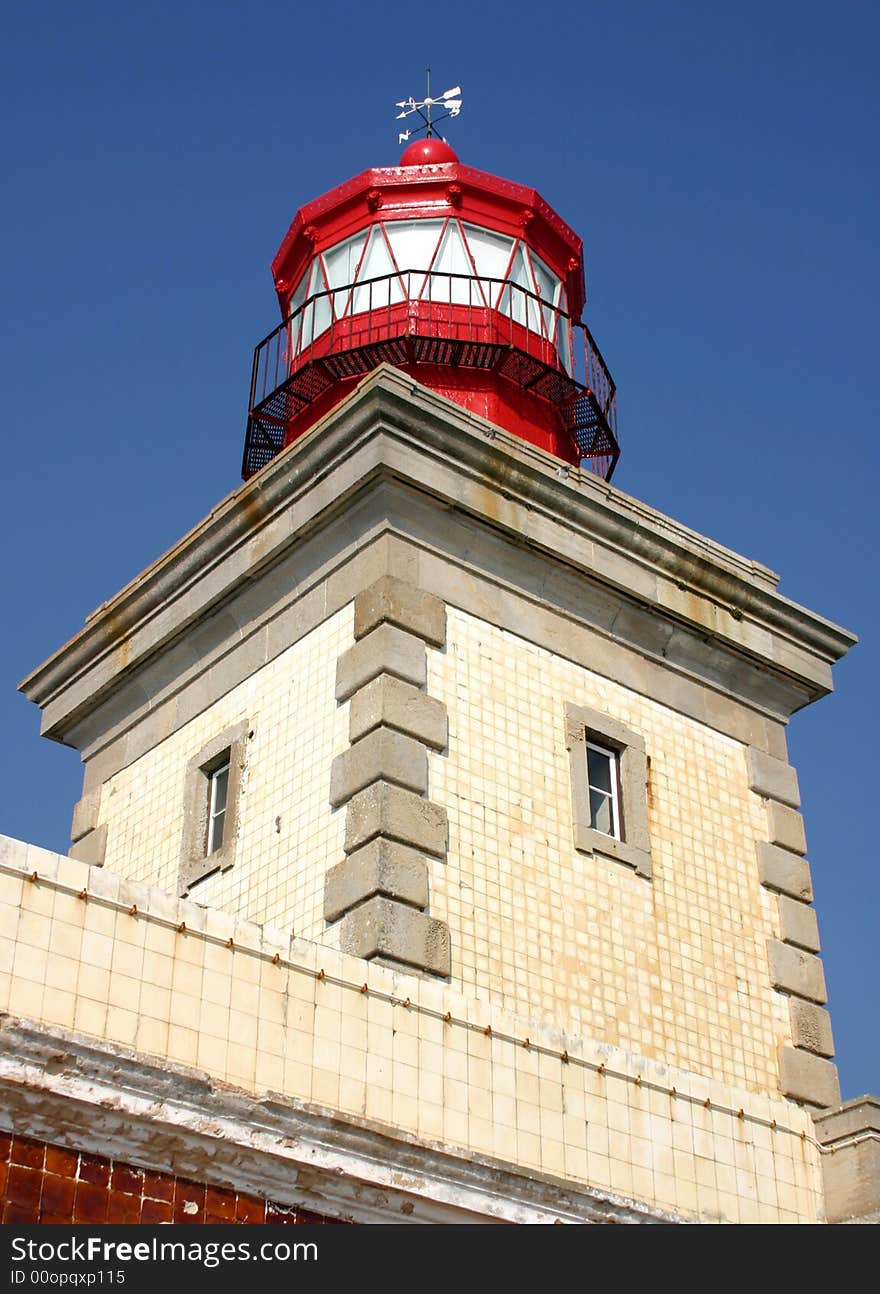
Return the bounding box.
[395,66,462,144]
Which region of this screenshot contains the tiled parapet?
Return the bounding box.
[0,834,832,1222]
[328,577,451,977]
[749,745,840,1108]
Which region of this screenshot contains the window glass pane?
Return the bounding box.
[323,231,367,318]
[497,282,528,328]
[587,745,613,794]
[462,224,513,305]
[289,267,309,309]
[207,759,231,856]
[430,222,474,303]
[351,226,403,313]
[529,250,561,339]
[287,264,310,355]
[556,313,573,375]
[503,243,542,332]
[212,764,229,816]
[530,250,561,306]
[323,232,367,291]
[209,809,225,853]
[300,259,332,343]
[384,218,443,268]
[590,788,614,835]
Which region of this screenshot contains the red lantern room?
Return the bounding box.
[242,133,620,481]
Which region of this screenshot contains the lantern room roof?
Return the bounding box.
[271,150,587,320]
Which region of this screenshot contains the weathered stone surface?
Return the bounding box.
[746,746,801,808]
[339,894,451,977]
[70,790,101,844]
[344,782,448,858]
[767,938,827,1003]
[815,1096,880,1223]
[324,839,430,923]
[777,894,820,952]
[757,841,814,901]
[329,728,428,807]
[766,802,807,856]
[335,624,426,702]
[789,998,835,1058]
[778,1044,840,1108]
[354,575,446,647]
[68,824,107,867]
[349,673,448,750]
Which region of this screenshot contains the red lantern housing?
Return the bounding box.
[242,139,619,480]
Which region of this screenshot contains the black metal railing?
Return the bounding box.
[242,270,619,480]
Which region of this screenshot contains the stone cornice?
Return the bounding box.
[0,1015,675,1225]
[20,366,855,735]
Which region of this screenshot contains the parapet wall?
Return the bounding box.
[0,835,826,1223]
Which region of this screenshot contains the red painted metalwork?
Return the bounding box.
[243,147,620,483]
[399,137,460,166]
[271,157,586,320]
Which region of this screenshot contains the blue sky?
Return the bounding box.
[2,2,877,1099]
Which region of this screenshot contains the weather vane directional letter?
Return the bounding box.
[395,66,462,144]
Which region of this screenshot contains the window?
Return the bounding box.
[586,740,620,838]
[564,703,652,879]
[206,758,230,854]
[179,721,249,897]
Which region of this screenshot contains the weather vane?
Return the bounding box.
[395,66,462,144]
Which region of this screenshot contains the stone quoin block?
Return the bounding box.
[329,728,428,807]
[344,781,448,858]
[68,824,107,868]
[777,894,821,953]
[766,938,827,1004]
[335,624,427,702]
[766,802,808,856]
[339,894,451,977]
[353,575,446,648]
[349,673,448,750]
[789,999,835,1058]
[70,790,101,844]
[778,1044,841,1109]
[324,839,430,923]
[746,746,801,808]
[757,842,814,902]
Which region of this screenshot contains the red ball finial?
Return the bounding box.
[399,137,459,166]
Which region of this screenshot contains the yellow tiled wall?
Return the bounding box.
[97,607,352,937]
[94,601,786,1099]
[428,610,787,1094]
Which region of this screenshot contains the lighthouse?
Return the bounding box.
[3,104,877,1225]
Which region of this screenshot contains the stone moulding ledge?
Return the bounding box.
[20,366,855,728]
[0,1017,676,1226]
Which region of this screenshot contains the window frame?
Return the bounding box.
[564,702,652,879]
[206,756,231,856]
[178,721,249,897]
[585,739,621,839]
